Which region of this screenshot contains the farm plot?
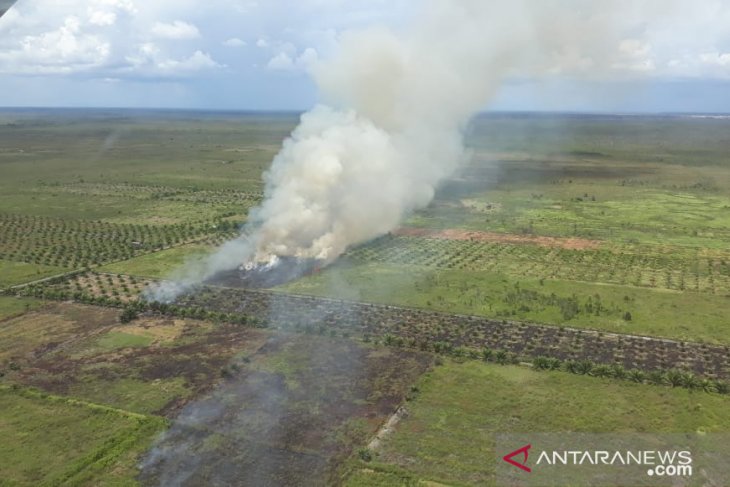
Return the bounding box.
[173,286,730,380]
[346,234,730,295]
[43,181,263,205]
[52,272,154,303]
[40,182,263,225]
[139,333,433,486]
[0,212,219,270]
[24,271,730,377]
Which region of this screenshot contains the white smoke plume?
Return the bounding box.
[146,0,667,302]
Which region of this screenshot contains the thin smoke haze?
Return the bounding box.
[146,0,665,302]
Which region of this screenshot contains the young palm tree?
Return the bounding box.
[713,380,729,395]
[665,369,684,388]
[494,350,509,365]
[576,359,594,375]
[648,370,668,386]
[700,379,717,394]
[481,347,493,362]
[591,364,613,378]
[679,371,701,391]
[627,369,646,383]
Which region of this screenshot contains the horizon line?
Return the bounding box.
[1,106,729,117]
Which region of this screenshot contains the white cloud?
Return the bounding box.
[88,10,117,26]
[266,47,319,71]
[266,51,293,70]
[151,20,200,40]
[613,39,656,73]
[86,0,136,26]
[0,16,110,74]
[223,37,246,47]
[296,47,319,68]
[255,38,268,48]
[158,50,222,72]
[700,52,730,67]
[125,44,223,76]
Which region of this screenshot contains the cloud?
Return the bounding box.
[266,52,293,70]
[223,37,246,47]
[255,38,268,48]
[0,16,110,74]
[151,20,200,40]
[158,50,223,73]
[267,47,319,71]
[125,44,223,77]
[86,0,136,26]
[700,52,730,67]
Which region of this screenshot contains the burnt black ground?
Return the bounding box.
[205,257,324,289]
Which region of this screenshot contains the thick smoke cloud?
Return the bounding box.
[146,0,662,301]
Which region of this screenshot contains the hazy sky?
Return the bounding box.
[1,0,729,113]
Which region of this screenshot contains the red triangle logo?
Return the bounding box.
[503,444,532,473]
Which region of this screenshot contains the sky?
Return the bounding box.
[1,0,729,113]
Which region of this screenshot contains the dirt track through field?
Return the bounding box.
[394,226,602,250]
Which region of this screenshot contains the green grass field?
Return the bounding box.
[0,296,43,321]
[0,260,66,289]
[0,386,165,486]
[345,359,730,486]
[99,243,212,279]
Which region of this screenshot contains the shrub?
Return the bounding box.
[357,448,373,462]
[590,364,613,378]
[626,369,646,384]
[481,348,494,362]
[119,306,138,323]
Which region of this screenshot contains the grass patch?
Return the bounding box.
[0,296,42,321]
[96,331,155,349]
[0,259,66,288]
[349,360,730,486]
[99,243,212,279]
[0,303,118,363]
[0,385,165,486]
[67,377,189,415]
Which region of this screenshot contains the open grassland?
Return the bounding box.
[99,243,214,279]
[0,259,65,288]
[344,359,730,487]
[0,296,42,320]
[0,386,165,487]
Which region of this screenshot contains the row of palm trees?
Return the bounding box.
[371,334,729,395]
